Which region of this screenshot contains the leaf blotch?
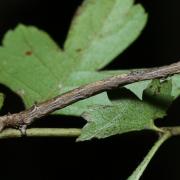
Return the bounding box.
[25,51,33,56]
[76,48,82,52]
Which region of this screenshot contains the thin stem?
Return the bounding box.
[1,126,180,140]
[0,128,81,139]
[127,131,171,180]
[0,61,180,131]
[161,126,180,136]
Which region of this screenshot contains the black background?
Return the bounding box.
[0,0,179,180]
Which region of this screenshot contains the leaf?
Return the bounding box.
[125,74,179,101]
[78,100,161,141]
[171,74,180,99]
[125,80,151,100]
[77,79,175,141]
[65,0,147,70]
[0,0,147,116]
[0,25,110,116]
[0,25,63,105]
[127,132,170,180]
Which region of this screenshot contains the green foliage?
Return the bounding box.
[77,79,175,141]
[0,25,111,116]
[172,74,180,99]
[0,0,147,116]
[65,0,147,70]
[0,0,179,179]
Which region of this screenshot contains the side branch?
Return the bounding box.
[0,128,81,139]
[0,61,180,132]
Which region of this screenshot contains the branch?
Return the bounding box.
[0,61,179,133]
[1,125,180,140]
[0,128,81,139]
[162,126,180,136]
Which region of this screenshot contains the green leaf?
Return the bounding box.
[125,80,151,100]
[0,0,147,116]
[0,25,63,105]
[127,132,170,180]
[171,74,180,99]
[77,79,174,141]
[0,25,110,116]
[65,0,147,70]
[78,99,161,141]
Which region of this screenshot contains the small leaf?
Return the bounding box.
[77,79,174,141]
[125,80,151,100]
[65,0,147,70]
[171,74,180,99]
[78,99,162,141]
[127,132,170,180]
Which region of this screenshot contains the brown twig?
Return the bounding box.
[0,61,180,133]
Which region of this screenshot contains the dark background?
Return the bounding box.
[0,0,179,180]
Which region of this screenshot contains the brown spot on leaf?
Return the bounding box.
[76,48,82,52]
[25,51,32,56]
